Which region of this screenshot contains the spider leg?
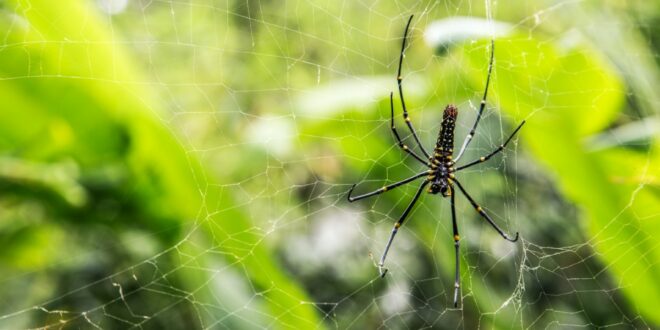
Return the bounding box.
[455,120,525,171]
[453,178,519,242]
[347,171,429,202]
[454,39,495,162]
[378,179,430,277]
[396,15,431,159]
[449,186,461,307]
[390,92,430,165]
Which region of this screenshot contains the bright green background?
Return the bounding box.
[1,0,659,329]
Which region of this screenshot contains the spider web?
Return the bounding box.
[0,0,658,329]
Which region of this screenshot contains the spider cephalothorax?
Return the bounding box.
[347,15,525,307]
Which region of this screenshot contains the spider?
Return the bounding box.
[347,15,525,307]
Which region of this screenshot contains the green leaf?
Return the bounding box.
[464,35,660,324]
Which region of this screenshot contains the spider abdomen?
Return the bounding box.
[432,105,458,161]
[427,105,458,196]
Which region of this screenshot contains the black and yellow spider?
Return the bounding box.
[347,15,525,307]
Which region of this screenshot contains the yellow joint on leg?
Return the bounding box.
[394,223,401,229]
[405,117,411,122]
[480,157,485,162]
[476,206,483,212]
[454,234,460,241]
[382,186,388,192]
[403,145,409,150]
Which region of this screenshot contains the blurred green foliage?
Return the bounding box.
[0,0,318,328]
[0,0,659,329]
[464,36,660,325]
